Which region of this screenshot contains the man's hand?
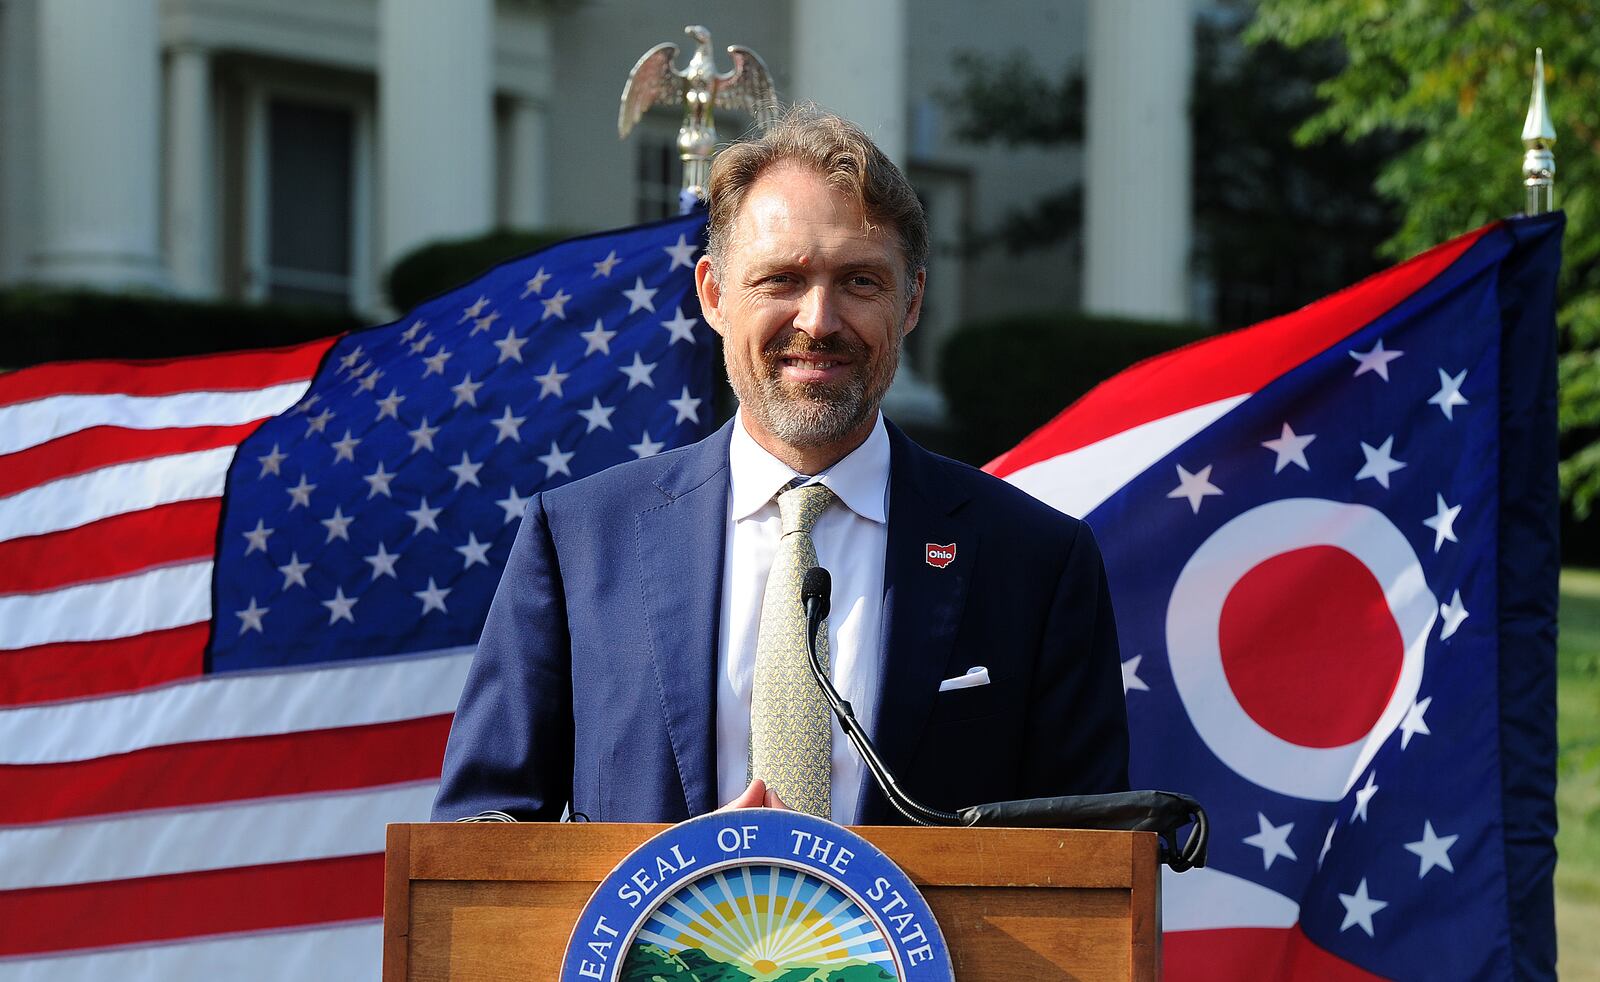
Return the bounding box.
[715,778,789,812]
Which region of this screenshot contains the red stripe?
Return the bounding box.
[0,499,220,595]
[986,222,1497,477]
[0,853,382,957]
[0,337,335,409]
[0,624,207,706]
[0,422,257,497]
[0,714,451,825]
[1165,925,1387,981]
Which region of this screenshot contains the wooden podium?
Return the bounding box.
[384,822,1161,981]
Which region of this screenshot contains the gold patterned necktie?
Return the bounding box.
[749,480,836,818]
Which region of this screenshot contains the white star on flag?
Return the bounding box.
[459,296,489,322]
[305,408,334,435]
[421,349,452,377]
[322,587,358,625]
[521,267,550,297]
[330,430,360,463]
[668,387,703,424]
[661,307,698,344]
[286,475,316,509]
[1440,589,1470,639]
[577,397,617,433]
[235,597,269,634]
[320,506,354,543]
[1337,878,1388,937]
[623,276,658,313]
[1167,464,1222,513]
[406,497,442,534]
[664,233,698,270]
[242,519,273,555]
[374,389,405,421]
[257,443,286,477]
[580,319,616,356]
[471,312,500,336]
[1403,820,1459,878]
[1356,435,1407,488]
[363,462,397,499]
[535,362,569,399]
[541,288,572,321]
[1352,771,1379,822]
[413,578,451,615]
[1399,696,1432,749]
[539,442,574,478]
[491,406,527,443]
[1424,494,1461,551]
[592,250,622,277]
[1349,339,1404,380]
[496,487,532,524]
[1428,367,1469,420]
[1242,812,1297,870]
[1262,422,1315,473]
[338,346,365,372]
[619,352,658,389]
[630,431,665,458]
[448,452,483,489]
[456,533,492,569]
[408,418,440,453]
[363,542,400,580]
[277,553,310,590]
[399,320,425,342]
[450,373,483,408]
[493,329,529,364]
[1121,654,1149,694]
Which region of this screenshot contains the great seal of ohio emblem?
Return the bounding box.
[561,809,952,981]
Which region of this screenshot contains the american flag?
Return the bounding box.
[0,212,714,978]
[991,214,1563,979]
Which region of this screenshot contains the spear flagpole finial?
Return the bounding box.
[1521,47,1556,215]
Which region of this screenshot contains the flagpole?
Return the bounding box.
[1522,48,1556,216]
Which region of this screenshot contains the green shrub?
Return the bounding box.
[385,228,579,313]
[0,288,360,368]
[937,312,1213,465]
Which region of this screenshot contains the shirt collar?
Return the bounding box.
[728,411,890,524]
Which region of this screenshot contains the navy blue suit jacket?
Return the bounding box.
[432,419,1129,825]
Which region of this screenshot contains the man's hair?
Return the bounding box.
[705,105,928,299]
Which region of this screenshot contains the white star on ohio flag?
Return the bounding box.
[1440,589,1470,639]
[1262,422,1315,473]
[1337,878,1388,937]
[1167,464,1222,513]
[1242,812,1297,870]
[1356,436,1406,488]
[1349,339,1404,380]
[1424,494,1461,551]
[1399,696,1432,749]
[1352,771,1379,822]
[1428,367,1469,420]
[1121,654,1149,694]
[1403,820,1459,878]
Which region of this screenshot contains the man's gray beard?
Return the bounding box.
[727,340,900,450]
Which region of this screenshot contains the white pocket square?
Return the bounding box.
[938,666,991,692]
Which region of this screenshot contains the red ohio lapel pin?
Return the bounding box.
[925,542,957,569]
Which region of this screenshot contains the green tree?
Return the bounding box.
[1248,1,1600,517]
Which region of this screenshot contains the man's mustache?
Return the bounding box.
[760,332,867,361]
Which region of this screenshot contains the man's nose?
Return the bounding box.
[792,284,842,339]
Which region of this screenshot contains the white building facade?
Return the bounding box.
[0,0,1194,381]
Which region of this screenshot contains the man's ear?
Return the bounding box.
[695,257,727,339]
[901,268,926,338]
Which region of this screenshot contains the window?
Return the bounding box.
[634,130,683,222]
[263,99,354,307]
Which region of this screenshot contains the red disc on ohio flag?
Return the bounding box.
[1219,545,1403,748]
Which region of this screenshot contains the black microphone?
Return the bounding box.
[800,567,961,827]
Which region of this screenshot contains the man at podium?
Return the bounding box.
[433,108,1129,826]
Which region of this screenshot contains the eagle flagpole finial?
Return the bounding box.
[619,25,780,210]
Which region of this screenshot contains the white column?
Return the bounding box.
[166,44,215,297]
[35,0,164,289]
[1084,0,1194,321]
[791,0,907,165]
[505,97,549,229]
[378,0,493,269]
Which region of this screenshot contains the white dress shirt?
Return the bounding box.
[715,411,890,824]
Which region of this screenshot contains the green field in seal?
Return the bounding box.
[620,943,895,982]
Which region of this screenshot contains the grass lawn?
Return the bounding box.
[1557,567,1600,980]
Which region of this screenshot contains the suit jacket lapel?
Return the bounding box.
[865,423,977,820]
[635,420,734,817]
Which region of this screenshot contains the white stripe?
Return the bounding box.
[0,446,233,542]
[0,648,473,764]
[0,921,380,982]
[1161,866,1300,931]
[0,381,309,456]
[0,784,434,889]
[1004,395,1251,518]
[0,561,210,648]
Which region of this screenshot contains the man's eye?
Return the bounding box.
[848,275,881,289]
